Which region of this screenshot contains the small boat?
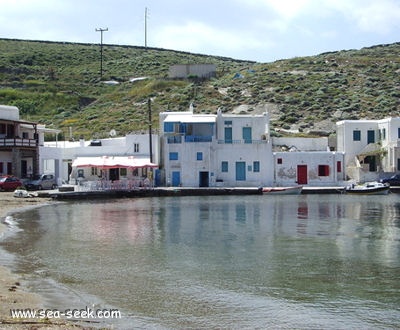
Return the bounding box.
[262,185,303,195]
[13,188,29,198]
[345,181,390,195]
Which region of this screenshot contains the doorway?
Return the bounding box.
[297,165,308,184]
[199,171,209,187]
[236,162,246,181]
[172,171,181,186]
[21,160,27,178]
[109,168,119,181]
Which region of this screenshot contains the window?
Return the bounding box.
[253,161,260,172]
[221,161,228,172]
[224,120,232,125]
[353,130,361,141]
[164,122,174,132]
[22,132,29,139]
[134,143,139,152]
[224,127,232,143]
[0,162,3,174]
[169,152,178,160]
[367,130,375,144]
[196,152,203,161]
[120,168,127,176]
[277,158,283,164]
[337,161,342,173]
[318,165,330,176]
[398,128,400,139]
[243,127,252,144]
[91,167,98,176]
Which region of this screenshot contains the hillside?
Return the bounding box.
[0,38,399,140]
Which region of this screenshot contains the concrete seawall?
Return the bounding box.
[41,186,353,200]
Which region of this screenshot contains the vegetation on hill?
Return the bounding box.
[0,38,399,140]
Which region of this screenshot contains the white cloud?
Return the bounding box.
[263,0,314,19]
[324,0,400,34]
[154,20,265,58]
[235,0,314,19]
[352,1,400,33]
[1,0,399,62]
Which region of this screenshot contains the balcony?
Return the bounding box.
[184,135,212,143]
[217,139,269,144]
[0,137,38,147]
[167,135,182,144]
[167,135,213,144]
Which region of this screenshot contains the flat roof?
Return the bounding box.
[164,114,216,123]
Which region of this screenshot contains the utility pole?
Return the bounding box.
[95,27,108,79]
[144,7,148,49]
[148,98,153,163]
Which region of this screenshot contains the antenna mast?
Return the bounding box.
[95,27,108,79]
[144,7,148,49]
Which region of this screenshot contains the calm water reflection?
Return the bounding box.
[1,194,400,329]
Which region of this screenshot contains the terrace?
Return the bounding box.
[0,137,38,147]
[0,120,38,148]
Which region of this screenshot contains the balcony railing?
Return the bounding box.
[0,138,38,147]
[185,135,212,143]
[217,139,269,144]
[167,135,213,144]
[167,135,182,144]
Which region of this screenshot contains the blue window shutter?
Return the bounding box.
[221,161,228,172]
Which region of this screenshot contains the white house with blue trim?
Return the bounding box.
[159,107,273,187]
[337,118,400,182]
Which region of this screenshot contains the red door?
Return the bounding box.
[297,165,308,184]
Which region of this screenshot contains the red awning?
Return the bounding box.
[71,156,158,169]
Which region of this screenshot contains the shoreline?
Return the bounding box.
[0,192,93,329]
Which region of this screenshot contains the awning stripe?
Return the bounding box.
[71,156,158,169]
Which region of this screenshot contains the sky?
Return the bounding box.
[1,0,400,62]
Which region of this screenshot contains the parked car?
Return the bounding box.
[380,174,400,186]
[0,176,23,191]
[25,174,57,190]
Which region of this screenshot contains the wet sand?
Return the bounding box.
[0,192,93,329]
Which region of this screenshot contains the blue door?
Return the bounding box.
[243,127,252,144]
[154,169,161,187]
[224,127,232,143]
[172,171,180,186]
[236,162,246,181]
[367,130,375,144]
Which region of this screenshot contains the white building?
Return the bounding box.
[42,134,159,185]
[0,105,59,179]
[159,107,273,187]
[337,118,400,182]
[168,64,216,79]
[273,137,345,186]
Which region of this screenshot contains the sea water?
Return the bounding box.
[1,194,399,329]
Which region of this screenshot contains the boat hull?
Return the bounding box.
[345,186,389,195]
[262,186,303,195]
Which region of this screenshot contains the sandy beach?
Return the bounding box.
[0,192,93,329]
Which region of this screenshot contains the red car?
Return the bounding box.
[0,176,23,191]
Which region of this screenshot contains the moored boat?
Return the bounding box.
[262,185,303,195]
[345,181,389,195]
